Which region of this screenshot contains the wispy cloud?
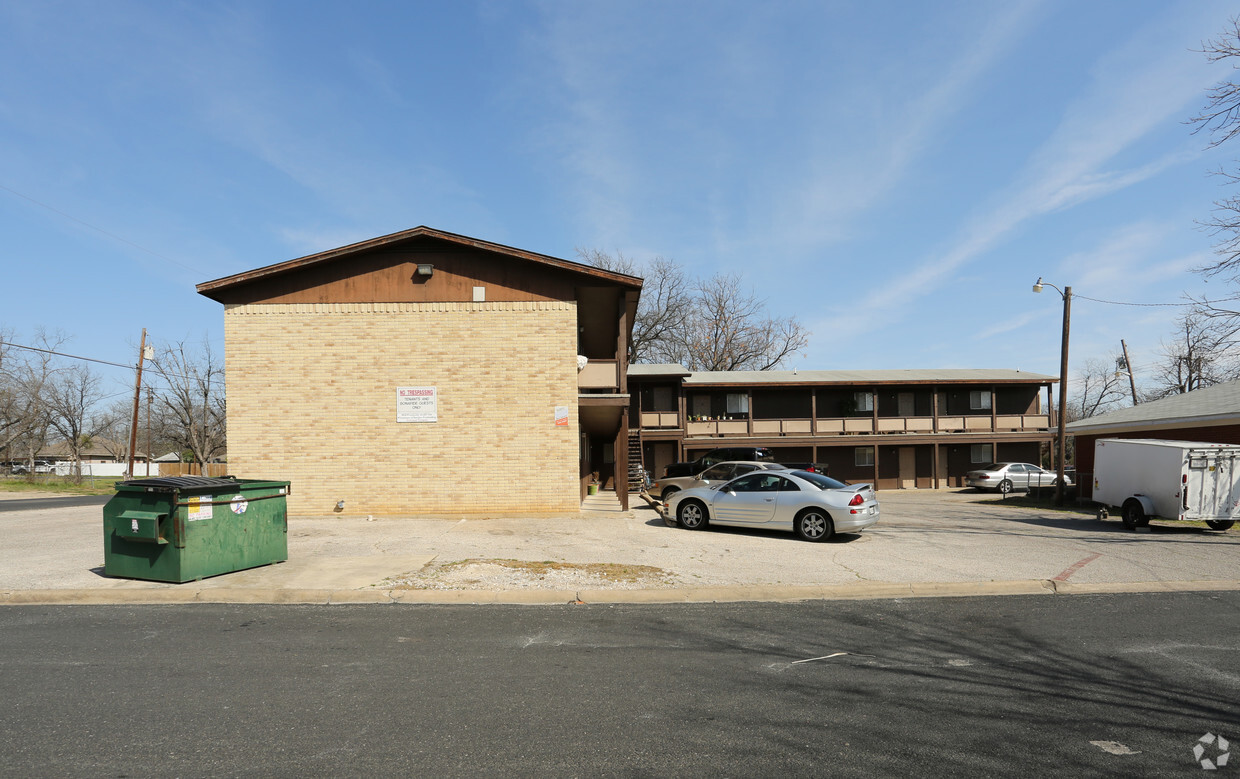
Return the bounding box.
[774,1,1045,251]
[975,310,1042,340]
[814,9,1226,342]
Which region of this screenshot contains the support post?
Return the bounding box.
[126,329,147,479]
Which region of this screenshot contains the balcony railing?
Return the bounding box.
[640,413,1052,436]
[578,359,619,391]
[640,411,680,428]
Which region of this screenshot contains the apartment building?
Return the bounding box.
[630,366,1058,490]
[197,226,642,515]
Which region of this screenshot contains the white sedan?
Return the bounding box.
[665,470,880,542]
[965,462,1072,494]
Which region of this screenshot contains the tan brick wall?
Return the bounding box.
[223,301,580,516]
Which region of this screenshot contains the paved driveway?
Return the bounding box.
[1,489,1237,601]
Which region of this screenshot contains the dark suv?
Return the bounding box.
[662,447,776,478]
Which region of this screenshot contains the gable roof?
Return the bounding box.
[196,225,642,301]
[1066,380,1240,435]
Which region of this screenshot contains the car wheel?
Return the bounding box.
[795,510,833,542]
[678,500,708,530]
[1206,520,1235,531]
[997,479,1013,494]
[660,486,680,501]
[1121,500,1147,531]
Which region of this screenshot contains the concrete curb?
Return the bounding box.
[4,579,1240,606]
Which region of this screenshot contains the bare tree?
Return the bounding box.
[680,273,810,371]
[1066,356,1129,421]
[147,338,226,469]
[92,400,135,463]
[1188,18,1240,339]
[578,249,693,365]
[1146,312,1240,398]
[44,363,104,478]
[0,329,18,455]
[0,329,68,467]
[580,250,810,370]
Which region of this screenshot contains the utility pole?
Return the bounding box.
[145,386,152,477]
[1120,340,1138,405]
[126,329,150,478]
[1054,287,1071,506]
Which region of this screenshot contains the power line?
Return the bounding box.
[1071,292,1240,307]
[3,341,136,371]
[0,182,207,275]
[1,341,208,384]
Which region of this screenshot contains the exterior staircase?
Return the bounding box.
[627,430,648,493]
[581,489,626,513]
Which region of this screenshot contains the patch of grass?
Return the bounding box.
[382,557,679,590]
[436,558,668,583]
[0,477,117,496]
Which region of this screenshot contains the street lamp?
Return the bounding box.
[1032,277,1070,505]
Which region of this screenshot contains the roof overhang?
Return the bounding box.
[196,225,643,302]
[1067,413,1240,437]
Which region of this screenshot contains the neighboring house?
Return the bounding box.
[1066,380,1240,499]
[630,366,1059,490]
[39,438,149,464]
[197,226,641,516]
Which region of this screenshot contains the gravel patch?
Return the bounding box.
[384,558,682,591]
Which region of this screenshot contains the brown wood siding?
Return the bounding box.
[995,441,1042,464]
[753,389,812,419]
[995,386,1040,415]
[210,242,581,305]
[876,388,933,417]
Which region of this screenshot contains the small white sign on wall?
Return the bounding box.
[397,387,438,422]
[555,406,569,427]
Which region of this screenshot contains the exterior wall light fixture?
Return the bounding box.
[415,264,434,277]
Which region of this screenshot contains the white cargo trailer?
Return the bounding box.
[1092,438,1240,531]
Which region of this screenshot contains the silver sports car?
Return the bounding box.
[665,469,880,541]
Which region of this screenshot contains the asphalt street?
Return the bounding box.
[1,593,1237,777]
[0,494,108,513]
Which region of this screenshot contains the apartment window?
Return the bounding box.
[855,446,875,467]
[726,393,749,415]
[970,390,992,410]
[970,444,991,463]
[854,392,874,412]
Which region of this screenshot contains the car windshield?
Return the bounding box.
[792,471,848,490]
[977,464,1002,471]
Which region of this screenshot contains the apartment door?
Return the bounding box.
[899,447,916,489]
[898,392,915,417]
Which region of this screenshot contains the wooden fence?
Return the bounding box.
[157,463,230,477]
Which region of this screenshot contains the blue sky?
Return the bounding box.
[2,0,1238,403]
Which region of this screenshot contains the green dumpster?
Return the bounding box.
[103,476,291,582]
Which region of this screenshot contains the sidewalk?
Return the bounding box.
[2,489,1238,605]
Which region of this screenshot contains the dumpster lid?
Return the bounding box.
[120,476,239,491]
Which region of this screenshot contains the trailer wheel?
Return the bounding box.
[1206,520,1235,531]
[1121,500,1148,531]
